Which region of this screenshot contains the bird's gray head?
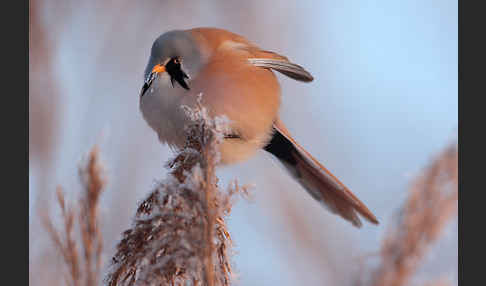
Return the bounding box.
[140,30,204,97]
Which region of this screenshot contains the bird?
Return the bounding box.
[139,27,379,227]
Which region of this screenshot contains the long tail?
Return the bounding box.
[264,120,379,228]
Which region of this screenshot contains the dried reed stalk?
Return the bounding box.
[79,146,106,285]
[42,146,106,286]
[106,101,240,286]
[367,144,458,286]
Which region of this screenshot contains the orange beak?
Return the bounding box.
[151,64,166,74]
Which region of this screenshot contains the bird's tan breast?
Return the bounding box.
[180,41,280,164]
[191,49,281,141]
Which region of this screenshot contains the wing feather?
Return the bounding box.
[248,58,314,82]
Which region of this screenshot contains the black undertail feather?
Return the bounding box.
[264,129,297,166]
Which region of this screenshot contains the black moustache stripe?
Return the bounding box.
[166,58,190,90]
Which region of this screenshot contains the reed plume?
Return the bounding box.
[363,144,458,286]
[42,146,106,286]
[106,100,242,286]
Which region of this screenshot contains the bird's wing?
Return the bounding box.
[189,28,313,82]
[246,49,314,82]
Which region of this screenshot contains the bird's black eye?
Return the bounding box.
[166,57,190,90]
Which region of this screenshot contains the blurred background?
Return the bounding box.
[29,0,457,285]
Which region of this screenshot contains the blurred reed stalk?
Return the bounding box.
[42,146,106,286]
[362,144,458,286]
[106,100,242,286]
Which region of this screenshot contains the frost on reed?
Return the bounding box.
[106,101,242,286]
[363,144,458,286]
[43,146,106,286]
